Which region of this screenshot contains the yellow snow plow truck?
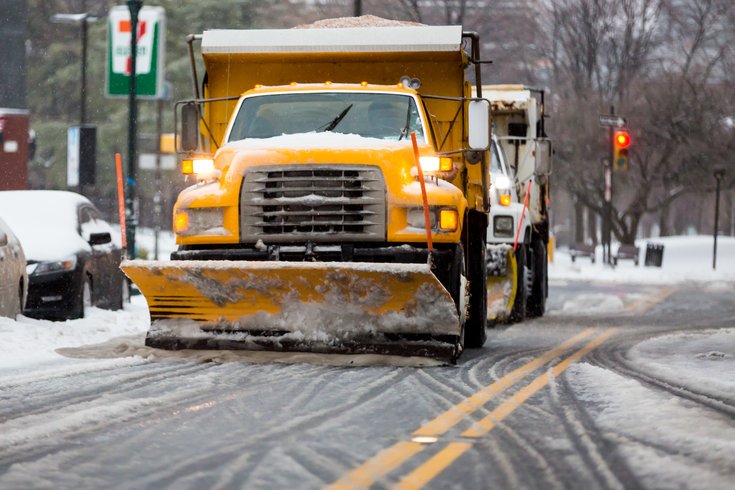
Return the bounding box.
[122,22,492,362]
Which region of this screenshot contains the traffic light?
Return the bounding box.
[613,130,631,172]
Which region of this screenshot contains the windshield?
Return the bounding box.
[490,140,505,174]
[228,92,426,142]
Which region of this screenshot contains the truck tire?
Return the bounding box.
[464,213,487,348]
[527,239,547,317]
[509,244,527,323]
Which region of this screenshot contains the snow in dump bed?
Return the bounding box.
[551,235,735,284]
[566,363,735,488]
[224,131,414,150]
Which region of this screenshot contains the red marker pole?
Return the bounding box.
[115,153,128,260]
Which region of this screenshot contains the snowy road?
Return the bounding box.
[1,277,734,489]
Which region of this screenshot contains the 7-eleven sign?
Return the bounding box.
[106,5,165,98]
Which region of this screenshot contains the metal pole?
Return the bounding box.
[126,0,143,259]
[80,15,88,125]
[154,97,162,261]
[354,0,362,16]
[605,105,615,265]
[713,170,724,270]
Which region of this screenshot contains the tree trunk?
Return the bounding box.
[587,206,598,245]
[659,201,671,236]
[575,196,585,243]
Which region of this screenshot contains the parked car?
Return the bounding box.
[0,215,27,318]
[0,190,126,320]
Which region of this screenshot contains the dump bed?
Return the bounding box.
[199,26,470,154]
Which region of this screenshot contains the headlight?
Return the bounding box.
[418,156,453,173]
[29,256,78,275]
[493,216,514,238]
[493,175,511,189]
[182,157,219,181]
[407,207,458,232]
[175,207,225,236]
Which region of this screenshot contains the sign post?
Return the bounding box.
[108,3,165,259]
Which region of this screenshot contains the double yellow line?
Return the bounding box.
[329,327,618,490]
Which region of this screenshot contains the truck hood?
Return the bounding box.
[218,132,424,182]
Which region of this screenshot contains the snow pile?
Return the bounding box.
[0,300,150,370]
[551,235,735,283]
[294,15,423,29]
[567,363,735,488]
[628,328,735,404]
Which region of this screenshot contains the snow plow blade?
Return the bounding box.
[486,245,517,324]
[120,259,461,362]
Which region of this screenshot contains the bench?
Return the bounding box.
[570,242,596,263]
[614,244,640,266]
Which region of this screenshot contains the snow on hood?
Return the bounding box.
[0,191,89,261]
[224,131,412,150]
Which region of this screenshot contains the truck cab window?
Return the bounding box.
[228,92,426,142]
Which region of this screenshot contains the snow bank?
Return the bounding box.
[551,235,735,284]
[628,328,735,404]
[567,363,735,488]
[0,299,150,370]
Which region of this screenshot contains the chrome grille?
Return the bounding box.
[240,165,386,242]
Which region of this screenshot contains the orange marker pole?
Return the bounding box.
[410,132,433,253]
[115,153,128,259]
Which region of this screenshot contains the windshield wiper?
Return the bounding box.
[398,100,412,141]
[318,104,353,132]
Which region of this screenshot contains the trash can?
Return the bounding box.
[644,242,664,267]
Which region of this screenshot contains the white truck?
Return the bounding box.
[485,85,552,323]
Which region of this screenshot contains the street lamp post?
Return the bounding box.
[713,168,725,270]
[126,0,143,259]
[50,13,97,125]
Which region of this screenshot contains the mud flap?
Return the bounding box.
[121,259,461,361]
[486,245,517,323]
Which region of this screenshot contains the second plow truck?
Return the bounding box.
[484,85,552,323]
[121,22,493,362]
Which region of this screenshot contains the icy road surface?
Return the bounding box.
[0,242,734,489]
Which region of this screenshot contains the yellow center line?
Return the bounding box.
[394,328,618,490]
[394,442,473,490]
[414,327,596,437]
[624,286,676,314]
[327,328,597,489]
[328,441,425,490]
[462,328,618,438]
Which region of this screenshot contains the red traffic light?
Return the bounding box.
[614,130,631,149]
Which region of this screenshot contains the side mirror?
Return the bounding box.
[535,140,552,176]
[89,232,112,246]
[468,99,490,151]
[181,103,200,152]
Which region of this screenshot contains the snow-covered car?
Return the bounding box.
[0,190,126,320]
[0,215,28,318]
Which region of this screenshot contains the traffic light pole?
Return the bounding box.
[605,106,615,265]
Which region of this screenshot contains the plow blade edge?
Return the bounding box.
[121,260,461,361]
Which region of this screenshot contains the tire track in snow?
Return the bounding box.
[0,360,329,470]
[0,361,214,423]
[124,367,412,489]
[548,371,640,490]
[586,330,735,418]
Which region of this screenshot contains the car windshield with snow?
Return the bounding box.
[227,91,427,142]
